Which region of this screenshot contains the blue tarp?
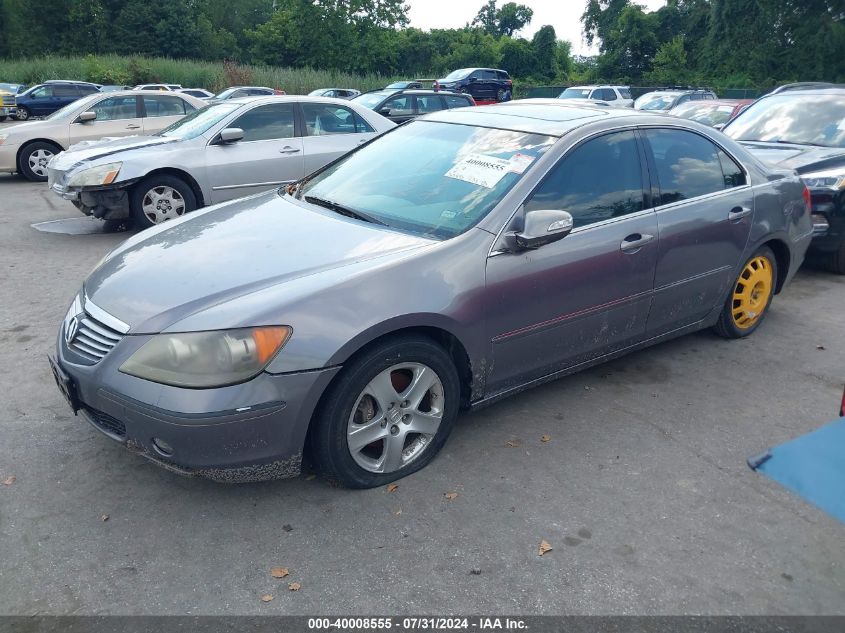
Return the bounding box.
[750,417,845,524]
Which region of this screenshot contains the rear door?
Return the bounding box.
[641,127,753,336]
[415,94,445,116]
[70,95,143,143]
[140,94,194,134]
[299,101,377,174]
[52,84,81,110]
[205,101,303,203]
[443,94,473,109]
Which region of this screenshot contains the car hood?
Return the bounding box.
[84,191,434,334]
[738,141,845,174]
[52,135,182,170]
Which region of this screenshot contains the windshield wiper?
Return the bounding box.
[304,195,387,226]
[742,139,832,148]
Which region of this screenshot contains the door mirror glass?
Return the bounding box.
[378,107,391,116]
[218,127,245,143]
[76,111,97,123]
[510,209,574,250]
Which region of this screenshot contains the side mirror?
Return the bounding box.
[469,77,478,83]
[507,209,574,250]
[378,108,391,116]
[218,127,244,144]
[76,111,97,123]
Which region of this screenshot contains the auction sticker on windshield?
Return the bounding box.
[445,154,511,188]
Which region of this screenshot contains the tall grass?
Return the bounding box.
[0,54,407,94]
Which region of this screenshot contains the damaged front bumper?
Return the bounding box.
[50,179,140,220]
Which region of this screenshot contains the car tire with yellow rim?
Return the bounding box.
[713,246,778,339]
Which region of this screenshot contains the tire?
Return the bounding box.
[309,335,461,488]
[18,141,60,182]
[0,115,6,122]
[130,174,197,229]
[497,88,506,102]
[15,106,30,121]
[820,241,845,275]
[713,246,778,339]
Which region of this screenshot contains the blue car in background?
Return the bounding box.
[13,80,100,121]
[435,68,512,102]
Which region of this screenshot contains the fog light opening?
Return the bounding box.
[811,213,829,232]
[151,437,174,458]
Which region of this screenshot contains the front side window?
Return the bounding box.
[143,95,188,118]
[602,88,617,101]
[91,96,138,121]
[31,86,52,98]
[381,95,414,116]
[302,103,372,135]
[524,131,644,229]
[297,120,554,239]
[644,129,738,203]
[229,103,296,141]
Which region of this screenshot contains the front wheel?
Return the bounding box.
[713,246,778,338]
[18,141,60,182]
[309,336,460,488]
[14,106,30,121]
[130,174,196,229]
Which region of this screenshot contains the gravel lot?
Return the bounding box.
[0,172,843,615]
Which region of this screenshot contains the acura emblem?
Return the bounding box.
[65,316,80,345]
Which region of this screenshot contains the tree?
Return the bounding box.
[499,37,534,77]
[531,25,557,81]
[646,34,688,84]
[496,2,533,36]
[472,0,498,35]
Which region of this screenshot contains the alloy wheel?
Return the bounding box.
[28,148,53,178]
[142,185,186,225]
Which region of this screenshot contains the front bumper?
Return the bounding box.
[49,179,138,219]
[0,144,19,173]
[53,326,340,482]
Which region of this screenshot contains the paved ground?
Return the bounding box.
[0,174,843,616]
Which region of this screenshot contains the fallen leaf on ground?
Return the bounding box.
[260,594,274,602]
[816,345,826,350]
[100,514,109,522]
[541,435,551,443]
[288,582,301,591]
[2,475,15,486]
[282,524,293,532]
[394,509,402,516]
[539,540,553,556]
[386,483,399,492]
[270,567,289,579]
[506,439,522,448]
[444,492,458,500]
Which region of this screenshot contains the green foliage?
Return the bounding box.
[531,26,558,82]
[646,35,688,85]
[472,0,533,37]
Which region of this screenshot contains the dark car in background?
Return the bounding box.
[352,89,474,124]
[435,68,512,102]
[724,88,845,273]
[14,80,101,120]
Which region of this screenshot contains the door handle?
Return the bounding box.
[279,146,301,154]
[125,124,141,129]
[728,206,752,222]
[620,233,655,253]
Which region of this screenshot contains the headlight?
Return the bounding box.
[67,162,122,188]
[801,168,845,190]
[119,326,292,388]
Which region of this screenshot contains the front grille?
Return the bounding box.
[67,312,124,362]
[0,95,14,107]
[83,406,127,439]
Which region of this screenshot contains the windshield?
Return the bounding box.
[0,83,21,92]
[352,92,391,109]
[560,88,591,99]
[214,88,241,100]
[159,102,241,140]
[636,94,677,110]
[46,94,100,121]
[724,94,845,148]
[385,82,408,89]
[296,120,555,240]
[672,103,736,127]
[442,69,473,82]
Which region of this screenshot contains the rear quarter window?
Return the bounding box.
[444,95,472,108]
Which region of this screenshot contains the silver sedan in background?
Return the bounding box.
[46,96,395,228]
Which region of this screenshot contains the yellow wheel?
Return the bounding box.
[714,247,778,339]
[731,255,773,329]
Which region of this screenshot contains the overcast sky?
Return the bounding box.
[407,0,667,56]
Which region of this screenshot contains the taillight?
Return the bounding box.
[468,96,477,106]
[802,185,812,214]
[506,80,513,86]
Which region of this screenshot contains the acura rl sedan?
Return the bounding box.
[50,103,813,488]
[46,95,394,228]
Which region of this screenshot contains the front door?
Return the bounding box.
[485,130,659,391]
[379,94,415,124]
[70,95,143,143]
[641,127,753,336]
[205,102,304,204]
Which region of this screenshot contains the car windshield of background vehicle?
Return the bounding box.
[442,69,473,82]
[560,88,591,99]
[214,88,242,99]
[46,95,99,121]
[724,94,845,148]
[638,95,675,110]
[674,103,735,127]
[295,121,555,240]
[0,83,19,92]
[159,102,241,140]
[352,92,391,109]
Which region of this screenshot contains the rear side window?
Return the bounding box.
[444,95,472,108]
[143,95,188,117]
[302,103,374,135]
[601,88,617,101]
[496,71,510,80]
[53,85,79,97]
[416,95,444,113]
[482,70,497,80]
[644,129,737,203]
[524,130,644,228]
[229,103,296,141]
[77,84,99,94]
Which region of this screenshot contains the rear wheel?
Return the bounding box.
[497,88,506,101]
[130,174,196,229]
[713,246,777,338]
[820,241,845,275]
[309,335,460,488]
[18,141,60,182]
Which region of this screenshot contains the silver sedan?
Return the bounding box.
[46,95,395,228]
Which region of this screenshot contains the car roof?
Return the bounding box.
[424,101,656,136]
[224,95,363,106]
[567,85,627,90]
[762,88,845,96]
